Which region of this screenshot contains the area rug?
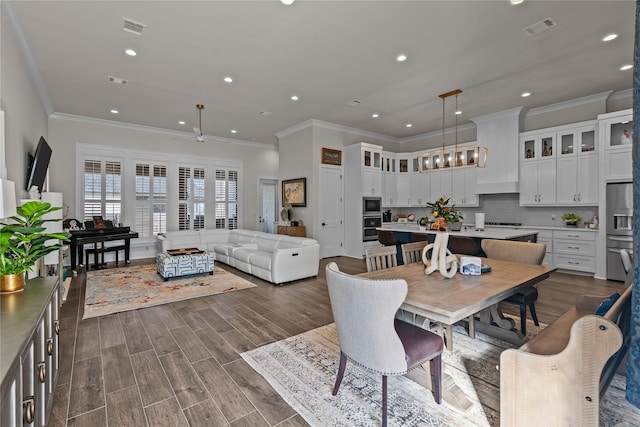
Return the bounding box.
[242,322,640,427]
[83,264,256,319]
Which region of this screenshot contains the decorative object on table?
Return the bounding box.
[416,89,487,174]
[422,232,458,278]
[282,177,307,207]
[460,256,483,275]
[426,197,463,231]
[397,213,408,223]
[561,213,581,227]
[83,263,256,319]
[280,203,293,223]
[407,213,416,222]
[0,200,70,293]
[321,147,342,165]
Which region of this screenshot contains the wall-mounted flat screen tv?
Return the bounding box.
[26,136,52,192]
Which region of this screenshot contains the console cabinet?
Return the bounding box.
[277,225,306,237]
[1,276,60,427]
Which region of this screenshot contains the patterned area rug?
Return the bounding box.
[242,322,640,427]
[83,264,256,319]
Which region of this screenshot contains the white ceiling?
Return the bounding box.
[8,0,635,146]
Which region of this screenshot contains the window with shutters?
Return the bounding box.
[135,163,166,237]
[83,159,122,222]
[215,169,238,229]
[178,166,205,230]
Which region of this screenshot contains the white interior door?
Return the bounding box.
[258,178,277,233]
[319,166,344,258]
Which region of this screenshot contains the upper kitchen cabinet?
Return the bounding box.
[381,152,397,206]
[451,146,479,207]
[519,131,557,206]
[556,122,598,205]
[346,142,382,197]
[599,109,633,182]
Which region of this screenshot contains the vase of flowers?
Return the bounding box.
[426,197,463,231]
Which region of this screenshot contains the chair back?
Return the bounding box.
[365,246,398,272]
[325,262,408,374]
[481,239,546,265]
[378,230,400,246]
[620,249,632,274]
[448,236,483,256]
[401,241,426,264]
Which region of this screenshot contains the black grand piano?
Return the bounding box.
[68,224,138,270]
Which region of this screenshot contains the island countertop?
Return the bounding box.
[377,224,540,240]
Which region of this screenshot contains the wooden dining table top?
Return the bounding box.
[358,259,553,325]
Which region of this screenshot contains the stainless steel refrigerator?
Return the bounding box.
[606,182,633,281]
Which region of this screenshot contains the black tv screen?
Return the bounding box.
[26,136,52,192]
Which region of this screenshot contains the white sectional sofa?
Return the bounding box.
[157,229,320,285]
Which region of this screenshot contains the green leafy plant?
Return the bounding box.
[426,197,463,223]
[417,217,430,227]
[0,201,70,275]
[561,213,581,225]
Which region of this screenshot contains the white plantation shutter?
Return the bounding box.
[215,169,239,229]
[135,163,166,237]
[194,168,205,230]
[135,164,151,237]
[104,161,121,220]
[177,166,206,231]
[83,159,122,222]
[178,167,191,230]
[83,160,101,220]
[153,166,167,235]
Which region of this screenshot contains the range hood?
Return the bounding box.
[471,107,526,194]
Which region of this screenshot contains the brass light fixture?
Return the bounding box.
[418,89,487,173]
[194,104,205,143]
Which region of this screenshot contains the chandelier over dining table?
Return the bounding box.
[418,89,487,173]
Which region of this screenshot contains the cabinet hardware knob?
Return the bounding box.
[54,320,60,335]
[47,339,54,356]
[38,363,46,383]
[23,397,35,424]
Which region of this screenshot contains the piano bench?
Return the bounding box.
[86,245,127,269]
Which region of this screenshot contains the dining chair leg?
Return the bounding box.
[519,304,528,335]
[431,355,442,404]
[382,375,388,427]
[332,351,347,395]
[529,303,540,326]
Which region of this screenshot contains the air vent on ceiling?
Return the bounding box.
[108,75,129,85]
[522,17,556,36]
[123,18,146,35]
[348,100,362,106]
[260,111,272,116]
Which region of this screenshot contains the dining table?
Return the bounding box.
[358,258,554,351]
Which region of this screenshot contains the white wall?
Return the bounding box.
[1,23,49,198]
[48,115,279,229]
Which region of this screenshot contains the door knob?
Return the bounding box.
[322,222,326,226]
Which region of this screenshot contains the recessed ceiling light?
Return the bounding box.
[224,76,233,83]
[510,0,525,5]
[455,110,462,115]
[372,113,379,118]
[178,121,185,125]
[231,129,237,134]
[110,109,119,114]
[125,49,137,56]
[406,123,412,128]
[281,0,295,5]
[396,54,407,62]
[603,33,618,42]
[521,92,531,97]
[290,95,299,101]
[620,64,633,71]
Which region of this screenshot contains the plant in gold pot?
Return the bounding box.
[0,201,70,293]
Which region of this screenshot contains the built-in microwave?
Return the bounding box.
[363,197,382,215]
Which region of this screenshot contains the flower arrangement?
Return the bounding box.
[426,197,463,231]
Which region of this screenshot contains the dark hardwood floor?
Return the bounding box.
[48,257,626,427]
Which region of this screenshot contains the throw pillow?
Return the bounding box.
[595,292,621,316]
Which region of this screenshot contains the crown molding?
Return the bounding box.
[275,119,401,143]
[2,1,54,115]
[399,122,477,144]
[608,88,632,101]
[526,91,614,116]
[50,113,278,150]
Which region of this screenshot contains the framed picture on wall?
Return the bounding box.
[282,177,307,207]
[321,147,342,165]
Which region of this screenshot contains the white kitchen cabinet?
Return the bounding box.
[599,109,633,182]
[381,152,397,206]
[556,124,598,205]
[395,155,412,206]
[430,170,452,202]
[519,132,556,206]
[553,229,596,273]
[537,230,553,267]
[451,167,479,207]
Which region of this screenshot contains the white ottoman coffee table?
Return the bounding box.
[156,248,215,280]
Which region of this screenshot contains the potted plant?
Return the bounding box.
[0,201,70,293]
[417,216,430,230]
[426,197,463,231]
[561,213,581,227]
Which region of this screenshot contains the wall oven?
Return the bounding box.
[363,216,382,242]
[363,197,382,216]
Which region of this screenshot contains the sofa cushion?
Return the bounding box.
[234,248,258,263]
[213,243,237,257]
[595,293,621,316]
[256,235,282,252]
[250,252,273,270]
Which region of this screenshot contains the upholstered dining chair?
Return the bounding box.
[401,241,427,265]
[325,262,443,426]
[481,239,547,335]
[447,236,484,256]
[365,246,398,272]
[620,248,632,284]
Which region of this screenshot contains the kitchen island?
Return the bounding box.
[378,223,540,242]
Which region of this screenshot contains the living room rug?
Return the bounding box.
[83,264,256,319]
[241,322,639,427]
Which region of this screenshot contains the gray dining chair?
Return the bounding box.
[401,241,427,265]
[325,262,443,426]
[620,249,632,284]
[481,239,547,335]
[365,246,398,272]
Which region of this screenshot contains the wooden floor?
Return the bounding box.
[48,257,626,427]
